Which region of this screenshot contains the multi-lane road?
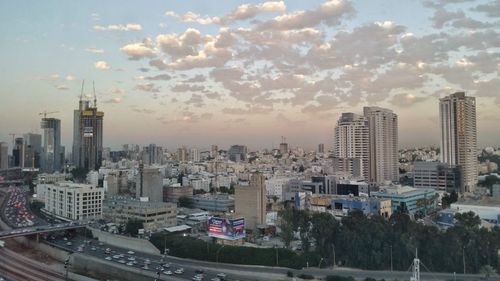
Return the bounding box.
[0,247,65,281]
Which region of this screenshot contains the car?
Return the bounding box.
[192,277,203,281]
[113,255,121,259]
[105,257,112,261]
[127,250,135,255]
[142,265,149,270]
[144,259,151,264]
[174,268,184,274]
[126,262,134,266]
[105,248,111,254]
[217,273,227,280]
[195,269,204,274]
[163,270,173,275]
[77,247,83,252]
[210,278,221,281]
[163,263,171,268]
[98,242,104,246]
[91,247,96,251]
[66,242,72,246]
[127,257,135,261]
[118,260,126,264]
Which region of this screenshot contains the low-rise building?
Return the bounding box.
[192,193,234,212]
[163,185,193,203]
[413,161,463,192]
[103,196,177,232]
[371,185,438,215]
[37,182,104,221]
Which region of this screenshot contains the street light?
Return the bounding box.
[274,245,279,266]
[390,245,393,272]
[332,244,336,270]
[216,245,226,268]
[64,253,73,281]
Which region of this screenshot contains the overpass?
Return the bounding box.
[0,221,89,239]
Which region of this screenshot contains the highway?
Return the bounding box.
[0,247,65,281]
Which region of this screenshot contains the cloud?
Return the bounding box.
[85,47,104,54]
[65,75,76,81]
[254,0,354,30]
[55,85,69,90]
[165,1,286,25]
[222,104,272,115]
[389,93,428,108]
[171,82,205,92]
[120,41,155,60]
[103,97,122,104]
[472,1,500,18]
[94,61,110,70]
[183,74,206,83]
[144,74,172,81]
[93,23,142,31]
[131,107,155,114]
[135,83,160,93]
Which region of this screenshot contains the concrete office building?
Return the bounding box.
[104,170,129,196]
[190,148,200,162]
[279,137,289,155]
[210,145,218,158]
[177,147,188,162]
[0,142,9,169]
[413,161,463,192]
[103,196,177,232]
[37,182,104,221]
[439,92,477,192]
[73,90,104,171]
[334,113,369,179]
[318,143,325,154]
[228,145,247,162]
[364,107,399,184]
[41,118,62,173]
[136,165,163,202]
[235,173,266,229]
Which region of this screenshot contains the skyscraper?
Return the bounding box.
[363,106,399,184]
[279,137,289,155]
[41,118,62,173]
[23,133,42,169]
[318,143,325,154]
[0,142,8,169]
[73,85,104,171]
[13,137,24,168]
[228,145,247,162]
[439,92,477,192]
[333,113,369,179]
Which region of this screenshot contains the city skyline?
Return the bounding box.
[1,0,499,150]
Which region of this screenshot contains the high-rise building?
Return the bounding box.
[0,142,8,169]
[13,137,24,168]
[24,133,42,169]
[333,113,369,179]
[364,107,399,184]
[235,173,266,230]
[318,143,325,154]
[41,118,62,173]
[190,148,200,162]
[228,145,247,162]
[210,145,218,158]
[439,92,477,192]
[177,147,188,162]
[279,137,289,155]
[72,88,104,171]
[136,165,163,202]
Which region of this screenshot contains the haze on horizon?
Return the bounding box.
[0,0,499,151]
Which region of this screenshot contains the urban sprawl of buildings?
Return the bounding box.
[1,91,499,240]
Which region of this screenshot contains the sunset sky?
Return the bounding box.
[0,0,499,151]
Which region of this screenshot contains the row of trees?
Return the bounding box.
[278,208,500,274]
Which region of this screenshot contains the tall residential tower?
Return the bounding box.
[363,106,399,184]
[41,118,61,173]
[439,92,477,192]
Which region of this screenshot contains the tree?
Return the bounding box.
[70,167,88,183]
[480,265,496,281]
[278,208,295,249]
[124,218,144,237]
[310,212,338,258]
[178,196,193,208]
[455,211,481,230]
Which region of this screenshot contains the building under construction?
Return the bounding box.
[72,82,104,171]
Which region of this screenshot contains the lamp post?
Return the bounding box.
[274,245,279,266]
[462,246,466,274]
[390,245,393,272]
[216,245,226,268]
[64,253,73,281]
[332,244,336,270]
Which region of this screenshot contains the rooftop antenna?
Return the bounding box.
[93,80,97,108]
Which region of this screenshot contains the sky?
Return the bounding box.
[0,0,499,151]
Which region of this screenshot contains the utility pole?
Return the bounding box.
[332,244,336,270]
[390,245,393,272]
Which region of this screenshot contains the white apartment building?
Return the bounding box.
[439,92,477,192]
[37,182,104,221]
[333,113,369,179]
[363,106,399,184]
[266,177,292,201]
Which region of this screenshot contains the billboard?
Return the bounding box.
[207,217,246,240]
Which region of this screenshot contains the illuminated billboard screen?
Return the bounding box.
[207,217,246,240]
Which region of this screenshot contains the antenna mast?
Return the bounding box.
[410,248,420,281]
[93,80,97,108]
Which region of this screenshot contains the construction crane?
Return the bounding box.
[8,133,16,147]
[39,110,59,119]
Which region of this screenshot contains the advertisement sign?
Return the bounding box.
[207,217,246,240]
